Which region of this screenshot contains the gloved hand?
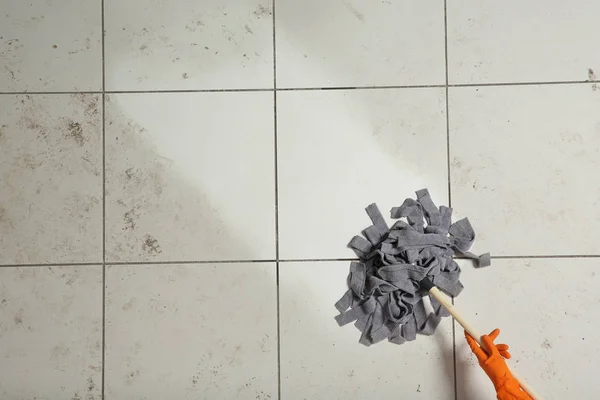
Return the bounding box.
[465,329,533,400]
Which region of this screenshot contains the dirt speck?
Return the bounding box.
[192,374,199,385]
[87,377,95,392]
[72,392,81,400]
[417,384,421,393]
[245,25,254,35]
[123,207,140,231]
[72,94,99,117]
[588,68,596,81]
[542,339,552,349]
[142,234,162,255]
[14,309,23,325]
[253,5,272,18]
[182,72,189,79]
[348,369,355,378]
[255,390,272,399]
[126,369,140,384]
[66,121,85,146]
[20,116,49,139]
[122,298,136,311]
[52,44,57,49]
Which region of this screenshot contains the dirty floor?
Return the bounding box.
[1,1,599,399]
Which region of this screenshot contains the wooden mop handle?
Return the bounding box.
[428,287,543,400]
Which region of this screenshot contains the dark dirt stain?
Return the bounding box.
[87,377,95,392]
[14,309,23,325]
[65,120,86,146]
[417,384,421,392]
[20,116,48,139]
[52,44,57,49]
[588,68,596,81]
[588,69,599,90]
[542,339,552,349]
[191,374,199,385]
[126,369,140,384]
[142,234,162,255]
[72,94,99,118]
[252,5,272,18]
[255,391,272,399]
[123,207,140,231]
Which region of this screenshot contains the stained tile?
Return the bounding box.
[0,0,101,91]
[0,265,102,399]
[105,263,277,400]
[105,0,273,90]
[0,94,103,264]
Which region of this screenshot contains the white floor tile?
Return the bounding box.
[0,94,103,264]
[277,88,448,259]
[449,84,600,256]
[0,0,101,91]
[455,258,600,400]
[447,0,600,84]
[276,0,445,88]
[105,0,273,91]
[105,263,277,400]
[0,265,102,399]
[280,261,455,400]
[105,92,275,262]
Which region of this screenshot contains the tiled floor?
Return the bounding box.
[1,0,599,399]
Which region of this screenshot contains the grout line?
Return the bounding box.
[106,88,274,94]
[448,79,595,88]
[0,262,103,268]
[443,0,451,210]
[100,0,107,398]
[1,80,599,97]
[1,254,599,269]
[272,1,282,399]
[107,259,277,266]
[443,3,457,399]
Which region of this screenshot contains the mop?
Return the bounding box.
[334,189,541,399]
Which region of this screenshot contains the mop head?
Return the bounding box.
[334,189,490,346]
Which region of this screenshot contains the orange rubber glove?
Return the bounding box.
[465,329,533,400]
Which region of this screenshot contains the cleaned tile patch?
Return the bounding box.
[280,261,455,400]
[0,265,102,399]
[447,0,600,84]
[455,259,600,400]
[105,263,277,400]
[449,84,600,256]
[276,0,445,87]
[0,94,103,264]
[277,88,448,259]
